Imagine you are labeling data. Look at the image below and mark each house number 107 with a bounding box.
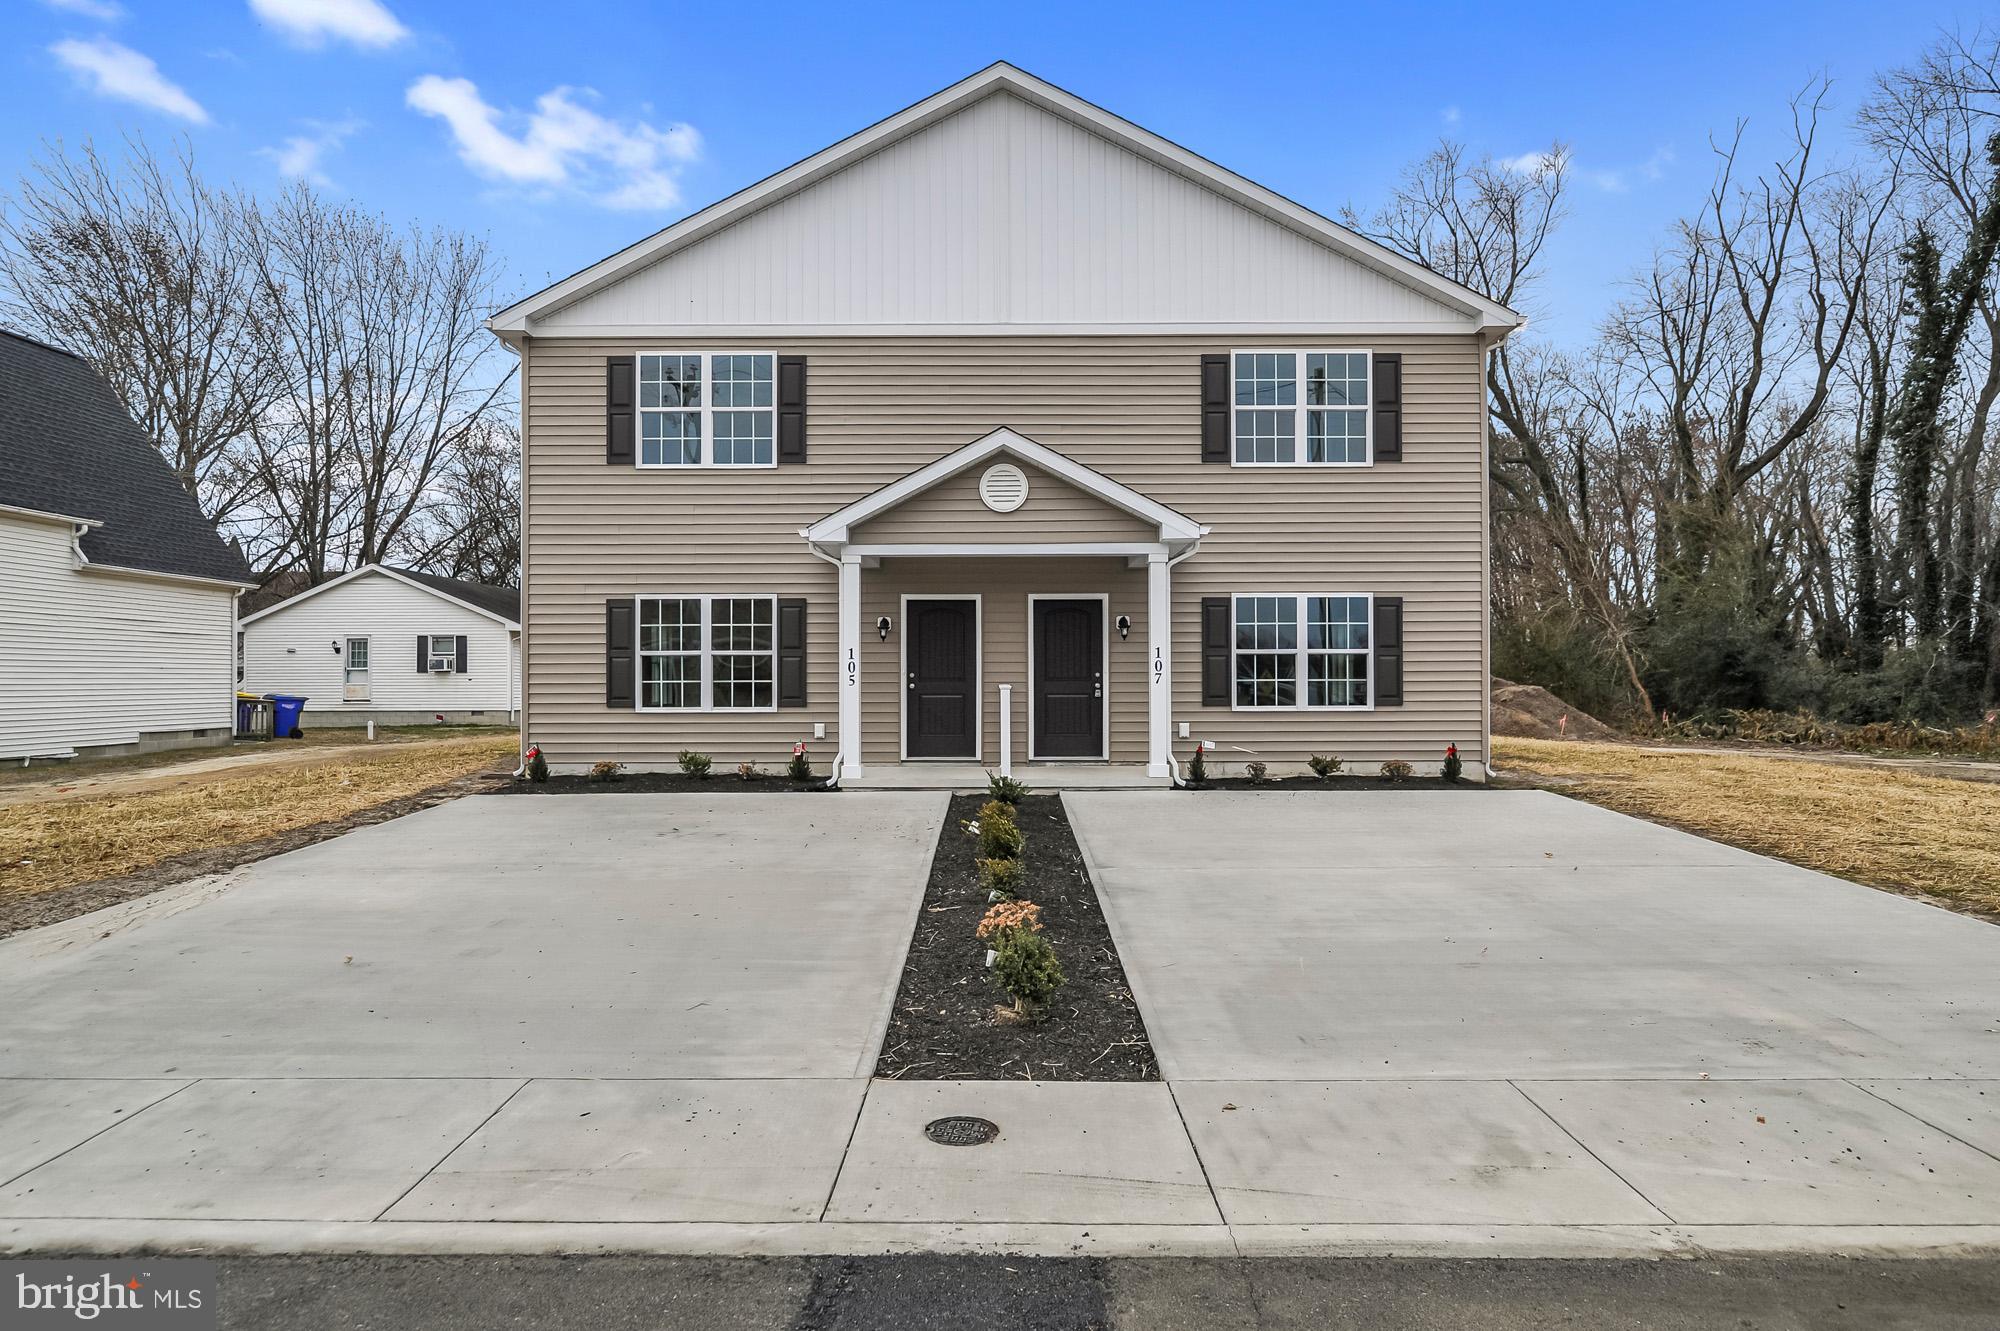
[1152,647,1164,684]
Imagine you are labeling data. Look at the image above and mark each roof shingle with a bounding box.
[0,329,253,584]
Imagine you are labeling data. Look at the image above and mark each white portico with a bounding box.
[802,428,1207,782]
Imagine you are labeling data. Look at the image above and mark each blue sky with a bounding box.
[5,0,1991,346]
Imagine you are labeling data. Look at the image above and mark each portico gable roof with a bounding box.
[801,428,1207,556]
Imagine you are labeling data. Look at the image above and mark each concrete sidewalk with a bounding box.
[9,1072,2000,1258]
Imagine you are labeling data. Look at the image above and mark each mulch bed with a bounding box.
[0,768,512,939]
[501,771,831,794]
[874,792,1157,1082]
[1183,776,1489,791]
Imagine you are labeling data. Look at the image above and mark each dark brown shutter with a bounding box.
[777,597,807,707]
[606,356,636,464]
[415,635,429,673]
[1200,596,1231,705]
[777,356,807,464]
[1200,354,1230,463]
[455,635,469,674]
[605,599,635,708]
[1373,596,1404,706]
[1372,352,1402,462]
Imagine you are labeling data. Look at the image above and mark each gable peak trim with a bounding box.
[488,63,1522,335]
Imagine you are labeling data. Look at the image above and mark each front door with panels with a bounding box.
[1032,598,1105,759]
[905,598,978,758]
[343,636,370,701]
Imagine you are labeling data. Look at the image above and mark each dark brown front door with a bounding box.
[1033,598,1104,759]
[906,599,977,758]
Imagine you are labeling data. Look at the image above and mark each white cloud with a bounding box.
[50,36,208,123]
[40,0,126,20]
[406,75,700,210]
[1440,105,1461,125]
[260,116,361,185]
[1498,150,1562,176]
[248,0,407,49]
[1641,146,1675,181]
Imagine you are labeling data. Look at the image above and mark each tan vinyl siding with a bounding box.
[521,333,1486,773]
[851,460,1157,544]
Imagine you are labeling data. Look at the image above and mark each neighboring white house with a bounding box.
[0,331,255,762]
[239,565,521,727]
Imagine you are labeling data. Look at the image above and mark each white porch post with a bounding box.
[1147,550,1173,779]
[838,553,863,779]
[997,684,1013,777]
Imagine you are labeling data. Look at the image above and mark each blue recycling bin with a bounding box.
[267,694,308,739]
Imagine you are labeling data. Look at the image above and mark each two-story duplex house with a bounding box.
[489,64,1521,783]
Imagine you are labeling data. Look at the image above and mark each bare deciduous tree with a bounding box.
[0,137,273,526]
[239,184,512,581]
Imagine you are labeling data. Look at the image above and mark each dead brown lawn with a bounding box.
[1494,737,2000,916]
[0,734,516,900]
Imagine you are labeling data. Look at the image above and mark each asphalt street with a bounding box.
[198,1254,2000,1330]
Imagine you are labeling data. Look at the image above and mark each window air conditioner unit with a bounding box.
[429,658,452,673]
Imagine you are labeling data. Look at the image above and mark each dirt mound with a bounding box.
[1492,680,1619,741]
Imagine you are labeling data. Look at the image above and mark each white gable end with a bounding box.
[537,90,1471,333]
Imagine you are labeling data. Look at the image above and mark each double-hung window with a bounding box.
[1233,593,1372,709]
[637,595,776,711]
[426,634,457,672]
[1232,350,1371,465]
[638,353,776,468]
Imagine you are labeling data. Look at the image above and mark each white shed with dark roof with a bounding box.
[0,329,255,761]
[238,565,521,727]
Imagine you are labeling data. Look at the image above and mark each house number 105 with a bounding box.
[846,649,857,685]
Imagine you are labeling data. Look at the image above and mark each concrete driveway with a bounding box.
[1067,789,2000,1240]
[0,793,943,1080]
[0,793,950,1238]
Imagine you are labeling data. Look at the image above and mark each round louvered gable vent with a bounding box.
[978,462,1030,513]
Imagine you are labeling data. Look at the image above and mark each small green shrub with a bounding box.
[677,749,713,779]
[990,929,1064,1018]
[978,856,1026,898]
[1188,743,1208,786]
[978,815,1025,862]
[986,772,1030,806]
[1245,760,1269,784]
[1442,744,1463,783]
[1380,759,1414,781]
[787,745,813,781]
[525,747,549,783]
[588,760,624,783]
[1307,753,1342,779]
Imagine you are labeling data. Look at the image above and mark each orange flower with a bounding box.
[976,899,1042,939]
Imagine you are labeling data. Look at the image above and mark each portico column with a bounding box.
[1147,550,1173,779]
[838,553,863,778]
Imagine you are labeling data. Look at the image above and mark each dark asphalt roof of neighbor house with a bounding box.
[390,567,521,624]
[0,328,252,584]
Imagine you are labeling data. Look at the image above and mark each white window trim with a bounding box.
[1229,592,1376,712]
[427,633,459,673]
[634,593,780,713]
[636,350,779,470]
[1228,347,1373,469]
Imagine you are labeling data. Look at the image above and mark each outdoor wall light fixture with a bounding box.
[877,616,892,640]
[330,640,341,654]
[1116,615,1131,640]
